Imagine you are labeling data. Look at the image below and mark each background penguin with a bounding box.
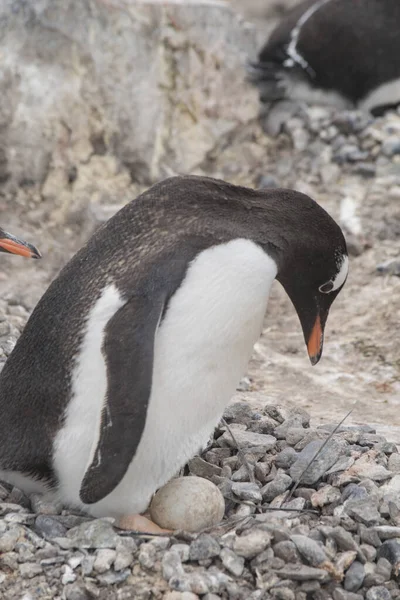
[249,0,400,116]
[0,175,348,533]
[0,227,41,258]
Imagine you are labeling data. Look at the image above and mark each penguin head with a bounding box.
[0,227,41,259]
[277,249,348,366]
[259,189,348,366]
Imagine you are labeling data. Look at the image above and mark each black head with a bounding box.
[255,188,348,365]
[0,227,41,259]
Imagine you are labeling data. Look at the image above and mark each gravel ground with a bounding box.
[1,402,400,599]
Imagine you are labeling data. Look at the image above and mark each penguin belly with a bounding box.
[53,239,278,517]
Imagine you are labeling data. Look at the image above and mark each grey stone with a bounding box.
[93,548,116,573]
[273,540,301,563]
[162,549,184,580]
[361,544,378,562]
[333,590,364,600]
[217,428,276,451]
[65,584,91,600]
[220,547,245,576]
[231,482,262,502]
[262,473,292,502]
[359,526,382,548]
[170,543,190,563]
[96,569,130,585]
[311,485,341,507]
[270,588,295,600]
[189,534,220,561]
[375,557,392,580]
[66,519,120,549]
[290,439,343,485]
[388,454,400,473]
[341,484,368,503]
[377,540,400,570]
[35,515,68,539]
[277,563,330,582]
[138,542,157,569]
[114,539,135,571]
[366,587,391,600]
[233,528,272,558]
[254,462,271,483]
[19,562,43,578]
[381,137,400,157]
[223,401,254,422]
[345,499,381,526]
[373,526,400,540]
[290,535,328,567]
[231,464,253,482]
[0,526,20,552]
[188,456,222,479]
[329,527,366,563]
[275,447,298,469]
[344,561,365,592]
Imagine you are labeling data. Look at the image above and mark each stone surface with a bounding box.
[189,534,221,561]
[290,439,344,485]
[0,0,258,187]
[150,476,225,532]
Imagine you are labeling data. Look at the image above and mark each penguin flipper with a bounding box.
[79,294,165,505]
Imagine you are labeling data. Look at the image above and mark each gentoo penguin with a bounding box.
[0,227,41,258]
[249,0,400,116]
[0,176,348,532]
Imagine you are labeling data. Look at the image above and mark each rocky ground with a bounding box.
[1,0,400,598]
[2,403,400,600]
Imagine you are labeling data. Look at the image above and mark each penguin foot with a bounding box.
[115,513,172,534]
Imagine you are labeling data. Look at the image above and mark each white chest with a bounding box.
[54,238,278,517]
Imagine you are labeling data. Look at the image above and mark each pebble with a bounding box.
[218,428,276,451]
[344,561,365,592]
[345,499,381,526]
[261,472,292,501]
[19,562,43,578]
[189,534,220,561]
[231,482,262,503]
[275,447,298,469]
[290,535,328,567]
[162,550,185,580]
[311,485,341,507]
[188,457,222,479]
[138,542,157,569]
[277,563,330,582]
[366,587,391,600]
[35,515,67,539]
[233,528,272,559]
[66,520,120,549]
[93,548,116,573]
[220,547,245,576]
[290,439,344,485]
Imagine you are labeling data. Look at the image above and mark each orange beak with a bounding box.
[0,230,41,259]
[307,314,323,365]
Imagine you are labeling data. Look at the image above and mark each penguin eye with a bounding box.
[319,280,334,294]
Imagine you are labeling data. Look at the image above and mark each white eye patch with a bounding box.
[319,254,349,294]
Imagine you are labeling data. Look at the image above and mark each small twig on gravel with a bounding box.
[261,506,319,515]
[221,418,256,484]
[285,402,358,503]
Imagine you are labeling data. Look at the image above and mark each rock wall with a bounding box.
[0,0,258,197]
